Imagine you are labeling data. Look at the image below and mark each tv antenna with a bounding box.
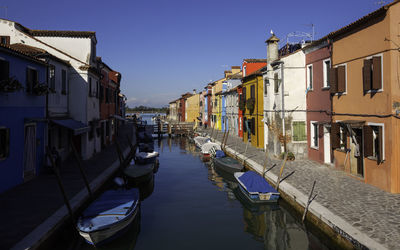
[375,0,388,6]
[0,6,7,18]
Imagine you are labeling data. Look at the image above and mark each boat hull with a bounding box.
[212,157,243,174]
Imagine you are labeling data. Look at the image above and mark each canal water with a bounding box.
[66,132,333,250]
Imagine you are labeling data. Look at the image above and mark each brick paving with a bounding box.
[203,128,400,250]
[0,123,136,250]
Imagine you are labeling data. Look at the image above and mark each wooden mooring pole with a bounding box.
[275,153,288,192]
[70,140,93,198]
[302,180,317,222]
[223,129,229,149]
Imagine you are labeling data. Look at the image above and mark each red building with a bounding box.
[178,92,192,122]
[242,59,267,77]
[98,58,121,148]
[304,41,332,164]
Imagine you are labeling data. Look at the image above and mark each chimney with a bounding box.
[231,66,241,75]
[193,89,196,95]
[265,32,280,64]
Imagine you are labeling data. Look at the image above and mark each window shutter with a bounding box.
[337,66,346,92]
[372,56,382,90]
[0,60,9,80]
[26,68,32,93]
[331,123,340,149]
[330,67,337,94]
[363,125,373,157]
[251,117,255,135]
[274,73,279,93]
[377,126,383,164]
[363,59,372,94]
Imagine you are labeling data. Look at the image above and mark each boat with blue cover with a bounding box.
[234,171,279,204]
[77,188,140,246]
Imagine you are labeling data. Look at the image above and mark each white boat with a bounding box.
[77,188,140,246]
[201,142,221,156]
[193,136,211,148]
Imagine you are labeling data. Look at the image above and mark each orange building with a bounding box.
[329,0,400,193]
[242,59,267,77]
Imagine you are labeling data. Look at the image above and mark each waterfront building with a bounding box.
[241,69,264,148]
[168,99,179,121]
[178,92,192,122]
[303,41,332,165]
[185,90,200,123]
[98,58,121,148]
[221,81,227,132]
[242,59,267,77]
[199,90,206,126]
[263,35,308,158]
[328,1,400,193]
[224,71,242,137]
[205,84,212,128]
[0,19,101,160]
[237,85,244,138]
[0,44,48,193]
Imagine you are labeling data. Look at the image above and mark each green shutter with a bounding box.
[293,121,306,141]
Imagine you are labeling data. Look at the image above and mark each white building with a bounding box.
[263,34,308,159]
[0,19,101,159]
[225,73,242,137]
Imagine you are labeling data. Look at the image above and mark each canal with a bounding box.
[63,131,333,250]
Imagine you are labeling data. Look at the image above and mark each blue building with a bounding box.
[221,81,227,132]
[0,44,48,193]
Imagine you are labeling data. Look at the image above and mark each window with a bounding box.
[307,64,313,90]
[323,59,331,88]
[243,66,246,77]
[61,69,67,95]
[330,65,346,94]
[100,85,104,101]
[331,122,347,150]
[105,88,110,103]
[0,127,10,160]
[250,85,255,99]
[49,65,55,91]
[292,121,306,141]
[310,121,319,148]
[264,78,269,95]
[26,68,38,94]
[0,60,9,81]
[363,55,382,93]
[364,124,383,164]
[0,36,10,46]
[274,73,279,94]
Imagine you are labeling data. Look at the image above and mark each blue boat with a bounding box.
[234,171,279,204]
[77,188,140,246]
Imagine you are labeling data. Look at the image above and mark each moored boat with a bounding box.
[193,136,210,148]
[234,171,279,204]
[201,142,221,157]
[77,188,140,246]
[123,163,154,186]
[135,151,159,164]
[212,150,244,174]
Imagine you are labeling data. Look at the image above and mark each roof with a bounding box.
[242,68,263,82]
[109,71,121,84]
[231,66,241,69]
[9,43,71,66]
[0,43,47,65]
[227,72,242,80]
[243,59,268,63]
[28,30,96,39]
[265,34,280,43]
[303,0,399,50]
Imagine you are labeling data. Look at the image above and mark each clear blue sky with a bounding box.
[0,0,387,107]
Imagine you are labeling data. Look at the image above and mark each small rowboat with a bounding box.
[193,136,210,148]
[234,171,279,204]
[135,151,159,164]
[213,155,244,174]
[201,142,221,157]
[123,163,154,186]
[77,188,140,246]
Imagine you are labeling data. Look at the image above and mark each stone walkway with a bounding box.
[0,123,136,250]
[204,128,400,250]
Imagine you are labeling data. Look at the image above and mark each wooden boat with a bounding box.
[212,151,244,174]
[193,136,210,148]
[77,188,140,246]
[234,171,279,204]
[123,163,154,186]
[135,151,159,164]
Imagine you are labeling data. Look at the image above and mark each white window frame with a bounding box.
[365,53,384,93]
[307,64,313,90]
[334,63,347,95]
[366,122,385,161]
[310,121,319,149]
[323,59,331,88]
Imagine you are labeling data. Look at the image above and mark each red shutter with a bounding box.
[337,66,346,92]
[363,59,372,94]
[377,126,383,164]
[363,125,373,157]
[330,67,337,94]
[372,56,382,90]
[331,123,340,149]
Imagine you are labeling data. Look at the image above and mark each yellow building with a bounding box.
[185,93,200,123]
[242,71,264,148]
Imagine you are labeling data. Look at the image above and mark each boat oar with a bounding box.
[302,180,317,222]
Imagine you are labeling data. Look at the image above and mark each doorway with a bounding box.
[349,128,364,177]
[24,124,36,181]
[323,125,332,164]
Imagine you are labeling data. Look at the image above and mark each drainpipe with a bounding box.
[280,62,286,152]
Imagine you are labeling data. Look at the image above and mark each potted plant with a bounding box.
[33,83,51,96]
[0,77,24,93]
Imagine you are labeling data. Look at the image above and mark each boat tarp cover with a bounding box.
[82,189,139,218]
[215,150,225,158]
[238,171,277,193]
